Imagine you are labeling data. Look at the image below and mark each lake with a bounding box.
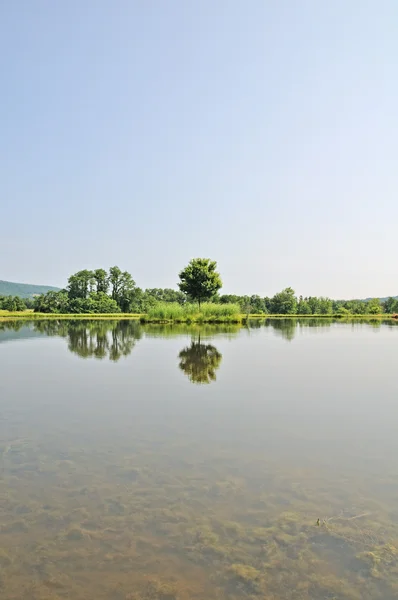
[0,318,398,599]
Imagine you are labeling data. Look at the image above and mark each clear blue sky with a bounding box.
[1,1,397,298]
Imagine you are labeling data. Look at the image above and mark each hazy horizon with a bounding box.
[1,1,397,298]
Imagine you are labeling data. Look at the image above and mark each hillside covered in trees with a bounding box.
[0,280,60,299]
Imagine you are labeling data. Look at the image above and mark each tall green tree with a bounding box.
[383,297,398,314]
[108,266,137,311]
[270,287,297,314]
[67,270,94,300]
[318,297,333,315]
[297,296,311,314]
[109,266,123,301]
[178,258,222,308]
[366,298,383,314]
[93,268,109,294]
[34,290,69,313]
[119,272,136,311]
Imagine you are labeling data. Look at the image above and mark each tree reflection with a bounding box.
[33,319,142,361]
[266,318,297,341]
[178,336,222,384]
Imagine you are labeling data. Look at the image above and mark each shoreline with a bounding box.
[1,311,396,323]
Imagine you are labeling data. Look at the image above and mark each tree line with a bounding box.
[0,295,34,311]
[218,289,398,315]
[2,258,398,315]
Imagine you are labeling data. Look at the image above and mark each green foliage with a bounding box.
[33,290,69,313]
[143,302,241,323]
[109,266,136,311]
[297,296,311,315]
[383,297,398,313]
[178,258,222,307]
[23,297,35,309]
[9,261,397,318]
[145,288,186,305]
[68,292,120,314]
[367,297,383,314]
[0,295,27,311]
[93,268,109,294]
[220,294,269,314]
[34,267,136,314]
[67,269,95,300]
[270,287,297,314]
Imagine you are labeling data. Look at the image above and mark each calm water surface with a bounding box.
[0,319,397,599]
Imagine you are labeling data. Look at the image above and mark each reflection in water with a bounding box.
[266,318,298,341]
[34,319,143,362]
[178,336,222,384]
[143,322,240,339]
[1,317,397,349]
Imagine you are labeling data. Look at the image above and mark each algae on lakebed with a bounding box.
[1,431,398,600]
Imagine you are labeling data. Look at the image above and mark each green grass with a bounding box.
[244,313,396,320]
[141,302,242,323]
[1,308,396,323]
[0,310,141,321]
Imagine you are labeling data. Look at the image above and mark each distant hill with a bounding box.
[0,280,60,299]
[364,296,398,302]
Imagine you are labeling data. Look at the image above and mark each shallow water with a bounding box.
[0,318,398,599]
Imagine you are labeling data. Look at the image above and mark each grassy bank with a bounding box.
[1,308,396,323]
[0,310,141,321]
[140,302,242,323]
[244,313,397,320]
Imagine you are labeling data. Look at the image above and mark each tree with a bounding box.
[366,298,383,314]
[24,298,35,309]
[249,295,267,313]
[118,271,137,311]
[178,258,222,308]
[318,297,333,315]
[93,269,109,294]
[69,292,120,314]
[307,296,320,314]
[109,266,123,302]
[343,300,367,315]
[383,297,398,314]
[125,287,156,313]
[270,287,297,314]
[108,266,137,311]
[34,290,69,313]
[145,288,186,305]
[67,270,94,300]
[297,296,311,315]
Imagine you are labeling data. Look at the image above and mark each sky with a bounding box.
[1,1,397,299]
